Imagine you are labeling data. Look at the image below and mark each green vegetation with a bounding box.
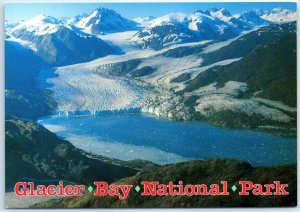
[180,26,296,135]
[201,22,296,66]
[192,110,296,137]
[5,90,56,121]
[135,25,199,50]
[161,44,206,58]
[32,159,296,208]
[129,66,156,77]
[94,59,141,76]
[160,23,295,62]
[171,73,192,83]
[5,41,56,120]
[5,40,156,192]
[5,41,49,91]
[5,22,297,209]
[5,119,146,189]
[184,33,296,107]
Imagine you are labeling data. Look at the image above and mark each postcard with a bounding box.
[4,1,297,208]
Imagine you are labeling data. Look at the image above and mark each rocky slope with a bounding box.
[5,118,159,189]
[134,22,296,136]
[32,159,296,208]
[5,40,55,120]
[181,28,296,135]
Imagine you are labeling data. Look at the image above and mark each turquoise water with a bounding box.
[38,112,297,167]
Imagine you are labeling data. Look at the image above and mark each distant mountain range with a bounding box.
[132,8,271,50]
[5,7,296,64]
[255,7,297,23]
[131,7,295,50]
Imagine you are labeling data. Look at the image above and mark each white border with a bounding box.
[0,1,299,211]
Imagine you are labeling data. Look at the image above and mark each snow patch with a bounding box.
[190,81,247,97]
[261,8,297,23]
[252,97,296,113]
[11,14,62,36]
[195,94,292,123]
[192,81,294,123]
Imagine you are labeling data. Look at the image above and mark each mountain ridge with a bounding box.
[8,14,117,66]
[75,7,139,34]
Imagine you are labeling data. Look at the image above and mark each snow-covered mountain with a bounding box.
[5,7,296,57]
[132,8,270,50]
[258,7,297,23]
[9,14,63,36]
[75,7,138,34]
[8,14,115,65]
[132,13,200,50]
[5,20,22,32]
[66,14,88,25]
[235,11,270,27]
[133,16,156,27]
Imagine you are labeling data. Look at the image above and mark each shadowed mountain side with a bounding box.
[32,159,296,208]
[5,119,158,189]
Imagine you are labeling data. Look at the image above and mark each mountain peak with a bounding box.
[76,7,138,34]
[133,16,156,27]
[258,7,297,23]
[30,14,60,24]
[218,8,232,16]
[239,10,261,18]
[272,7,284,12]
[10,14,62,36]
[91,7,121,18]
[67,14,88,25]
[210,7,219,12]
[195,8,232,17]
[148,13,188,28]
[95,7,115,12]
[237,10,270,27]
[270,7,295,15]
[194,9,211,16]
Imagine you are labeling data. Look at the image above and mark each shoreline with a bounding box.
[37,112,297,168]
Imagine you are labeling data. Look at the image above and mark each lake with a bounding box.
[38,112,296,167]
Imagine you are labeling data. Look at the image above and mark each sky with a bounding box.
[5,2,297,23]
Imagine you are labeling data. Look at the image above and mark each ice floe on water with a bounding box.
[38,113,296,167]
[63,134,191,165]
[41,124,67,133]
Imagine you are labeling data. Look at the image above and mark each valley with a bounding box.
[4,4,297,208]
[32,21,296,136]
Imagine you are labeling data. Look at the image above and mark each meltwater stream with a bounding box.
[38,112,296,167]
